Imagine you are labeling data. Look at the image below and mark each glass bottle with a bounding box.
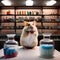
[4,34,18,58]
[40,33,54,58]
[7,10,10,15]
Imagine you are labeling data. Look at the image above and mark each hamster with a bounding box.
[20,21,38,49]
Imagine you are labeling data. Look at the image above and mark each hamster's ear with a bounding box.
[24,21,28,26]
[33,20,37,26]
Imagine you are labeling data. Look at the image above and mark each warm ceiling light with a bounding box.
[26,0,34,6]
[1,0,11,6]
[46,0,56,6]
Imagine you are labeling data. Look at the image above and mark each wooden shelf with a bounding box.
[37,28,60,30]
[15,14,60,16]
[0,14,15,16]
[42,14,60,16]
[0,6,60,34]
[1,21,15,23]
[2,29,15,30]
[15,14,42,16]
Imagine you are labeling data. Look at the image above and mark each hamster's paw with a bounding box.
[20,40,24,46]
[34,41,38,46]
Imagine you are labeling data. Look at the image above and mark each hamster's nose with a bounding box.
[28,24,30,26]
[30,26,33,29]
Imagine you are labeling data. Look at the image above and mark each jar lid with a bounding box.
[43,33,51,37]
[7,34,16,38]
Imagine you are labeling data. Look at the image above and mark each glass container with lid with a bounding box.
[4,34,18,58]
[40,33,54,58]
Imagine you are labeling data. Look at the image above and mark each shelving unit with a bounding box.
[0,7,15,34]
[0,6,60,35]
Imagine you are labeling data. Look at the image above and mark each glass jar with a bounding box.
[4,34,18,58]
[40,33,54,58]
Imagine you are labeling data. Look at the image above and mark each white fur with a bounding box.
[20,22,38,47]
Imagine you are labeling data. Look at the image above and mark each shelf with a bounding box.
[42,28,60,30]
[16,28,23,29]
[16,20,24,22]
[16,21,23,23]
[36,18,60,23]
[1,22,15,23]
[42,21,60,23]
[0,30,15,34]
[0,6,60,35]
[0,14,15,16]
[15,14,43,16]
[15,14,60,16]
[42,19,60,23]
[1,14,60,16]
[2,29,15,30]
[43,14,60,16]
[16,30,22,34]
[1,23,14,26]
[37,28,60,30]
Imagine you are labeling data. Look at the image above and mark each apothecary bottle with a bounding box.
[40,33,54,58]
[4,34,18,58]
